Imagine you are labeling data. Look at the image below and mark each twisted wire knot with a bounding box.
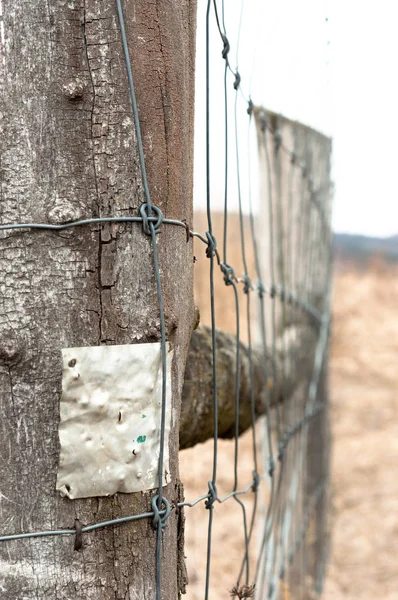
[233,71,241,90]
[247,98,254,116]
[221,34,230,59]
[205,231,217,258]
[242,274,252,294]
[151,495,171,530]
[257,280,265,299]
[140,203,163,235]
[269,283,277,299]
[205,480,218,509]
[220,262,235,286]
[268,457,275,478]
[252,470,261,493]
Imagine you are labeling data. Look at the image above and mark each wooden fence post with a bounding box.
[0,1,196,597]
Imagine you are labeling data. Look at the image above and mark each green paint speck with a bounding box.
[137,435,147,443]
[142,414,147,419]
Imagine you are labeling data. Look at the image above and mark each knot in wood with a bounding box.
[47,202,82,225]
[0,329,23,364]
[62,79,84,100]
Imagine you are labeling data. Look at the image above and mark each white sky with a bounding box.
[193,0,398,238]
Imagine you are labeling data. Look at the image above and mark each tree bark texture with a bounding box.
[180,324,317,449]
[0,1,196,598]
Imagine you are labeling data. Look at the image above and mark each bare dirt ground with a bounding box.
[180,212,398,598]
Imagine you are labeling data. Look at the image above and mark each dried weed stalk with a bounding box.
[229,583,256,599]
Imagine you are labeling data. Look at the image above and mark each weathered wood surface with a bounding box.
[254,108,333,336]
[0,1,196,598]
[254,108,333,598]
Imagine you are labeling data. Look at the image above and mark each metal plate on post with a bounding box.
[56,343,172,499]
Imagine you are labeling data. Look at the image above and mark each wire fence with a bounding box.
[185,0,333,596]
[0,0,332,599]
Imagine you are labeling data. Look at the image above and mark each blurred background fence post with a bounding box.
[253,108,333,598]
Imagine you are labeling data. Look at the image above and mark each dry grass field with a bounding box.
[180,213,398,599]
[323,259,398,600]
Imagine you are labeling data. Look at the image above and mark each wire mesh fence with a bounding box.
[185,104,332,598]
[185,0,333,596]
[0,0,332,599]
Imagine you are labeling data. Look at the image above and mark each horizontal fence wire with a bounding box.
[0,0,333,599]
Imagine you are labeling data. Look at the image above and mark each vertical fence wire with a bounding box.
[204,2,220,598]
